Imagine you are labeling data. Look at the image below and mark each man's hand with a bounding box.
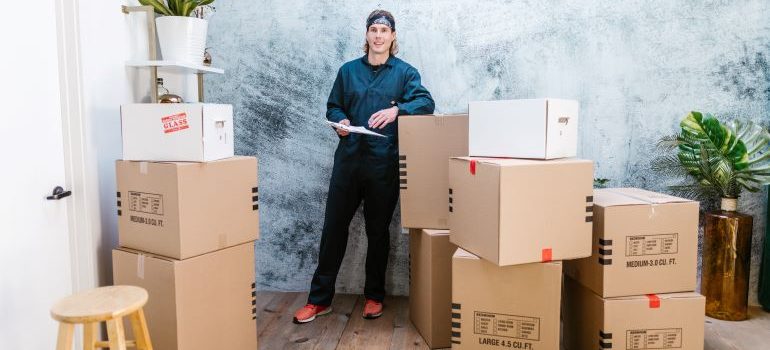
[368,106,399,129]
[334,119,351,136]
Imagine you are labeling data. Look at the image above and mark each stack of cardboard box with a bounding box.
[448,98,593,350]
[399,113,468,349]
[563,187,706,350]
[112,103,259,350]
[399,99,706,350]
[400,98,593,349]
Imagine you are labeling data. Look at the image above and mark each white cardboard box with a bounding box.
[468,98,578,159]
[121,103,234,162]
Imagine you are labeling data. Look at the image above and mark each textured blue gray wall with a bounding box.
[206,1,770,304]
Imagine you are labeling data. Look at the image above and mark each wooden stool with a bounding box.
[50,285,152,350]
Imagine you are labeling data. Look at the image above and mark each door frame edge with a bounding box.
[55,0,100,295]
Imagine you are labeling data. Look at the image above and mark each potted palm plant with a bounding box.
[139,0,215,64]
[654,111,770,320]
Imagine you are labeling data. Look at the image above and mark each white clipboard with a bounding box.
[325,120,387,138]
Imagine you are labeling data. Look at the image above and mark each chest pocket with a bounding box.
[342,91,359,111]
[371,88,399,111]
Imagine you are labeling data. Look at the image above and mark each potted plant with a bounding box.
[593,178,610,188]
[654,111,770,320]
[139,0,215,64]
[761,190,770,311]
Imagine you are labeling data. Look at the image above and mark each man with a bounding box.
[294,9,435,324]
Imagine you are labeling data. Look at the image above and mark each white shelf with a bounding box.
[126,60,224,74]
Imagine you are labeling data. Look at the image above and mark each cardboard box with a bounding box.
[409,229,457,349]
[451,248,561,350]
[116,156,259,259]
[563,276,705,350]
[399,114,469,229]
[112,242,257,350]
[564,188,699,297]
[121,103,234,162]
[468,98,578,159]
[448,157,593,266]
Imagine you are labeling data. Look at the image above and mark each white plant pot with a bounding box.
[155,16,208,64]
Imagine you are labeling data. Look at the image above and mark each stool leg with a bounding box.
[129,308,153,350]
[83,322,98,350]
[56,323,75,350]
[106,318,127,350]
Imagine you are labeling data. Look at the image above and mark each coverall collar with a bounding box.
[361,54,394,68]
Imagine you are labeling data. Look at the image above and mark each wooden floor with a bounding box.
[256,292,770,350]
[705,307,770,350]
[255,292,438,350]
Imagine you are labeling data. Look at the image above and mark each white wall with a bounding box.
[1,0,205,345]
[76,0,156,284]
[77,0,206,284]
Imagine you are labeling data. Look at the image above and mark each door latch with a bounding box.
[46,186,72,200]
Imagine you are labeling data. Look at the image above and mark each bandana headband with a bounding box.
[367,15,395,31]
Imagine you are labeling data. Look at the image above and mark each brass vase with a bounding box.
[701,197,753,321]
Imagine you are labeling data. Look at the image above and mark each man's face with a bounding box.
[366,24,395,55]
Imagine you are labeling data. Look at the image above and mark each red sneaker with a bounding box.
[362,299,383,319]
[293,304,332,324]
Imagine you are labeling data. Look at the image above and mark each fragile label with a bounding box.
[474,311,540,341]
[626,328,682,349]
[128,192,163,215]
[626,234,678,256]
[162,112,189,134]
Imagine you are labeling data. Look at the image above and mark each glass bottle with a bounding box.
[156,78,169,99]
[203,48,212,66]
[701,197,753,321]
[156,78,183,103]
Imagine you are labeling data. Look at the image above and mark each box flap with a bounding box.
[115,246,178,263]
[175,155,253,167]
[121,155,254,167]
[451,156,590,167]
[452,248,478,259]
[423,229,450,236]
[609,292,703,302]
[596,188,695,207]
[401,113,468,119]
[452,247,562,268]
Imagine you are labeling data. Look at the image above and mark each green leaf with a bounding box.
[138,0,173,15]
[168,0,180,15]
[181,1,197,17]
[747,135,768,156]
[671,111,758,198]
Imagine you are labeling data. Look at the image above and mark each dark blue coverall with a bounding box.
[308,55,435,306]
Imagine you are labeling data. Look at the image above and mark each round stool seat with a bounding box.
[51,285,148,323]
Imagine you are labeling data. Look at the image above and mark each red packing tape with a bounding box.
[470,160,477,175]
[541,248,552,262]
[646,294,660,308]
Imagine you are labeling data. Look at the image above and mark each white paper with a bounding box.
[326,120,387,138]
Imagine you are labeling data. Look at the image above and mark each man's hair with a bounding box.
[363,10,399,56]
